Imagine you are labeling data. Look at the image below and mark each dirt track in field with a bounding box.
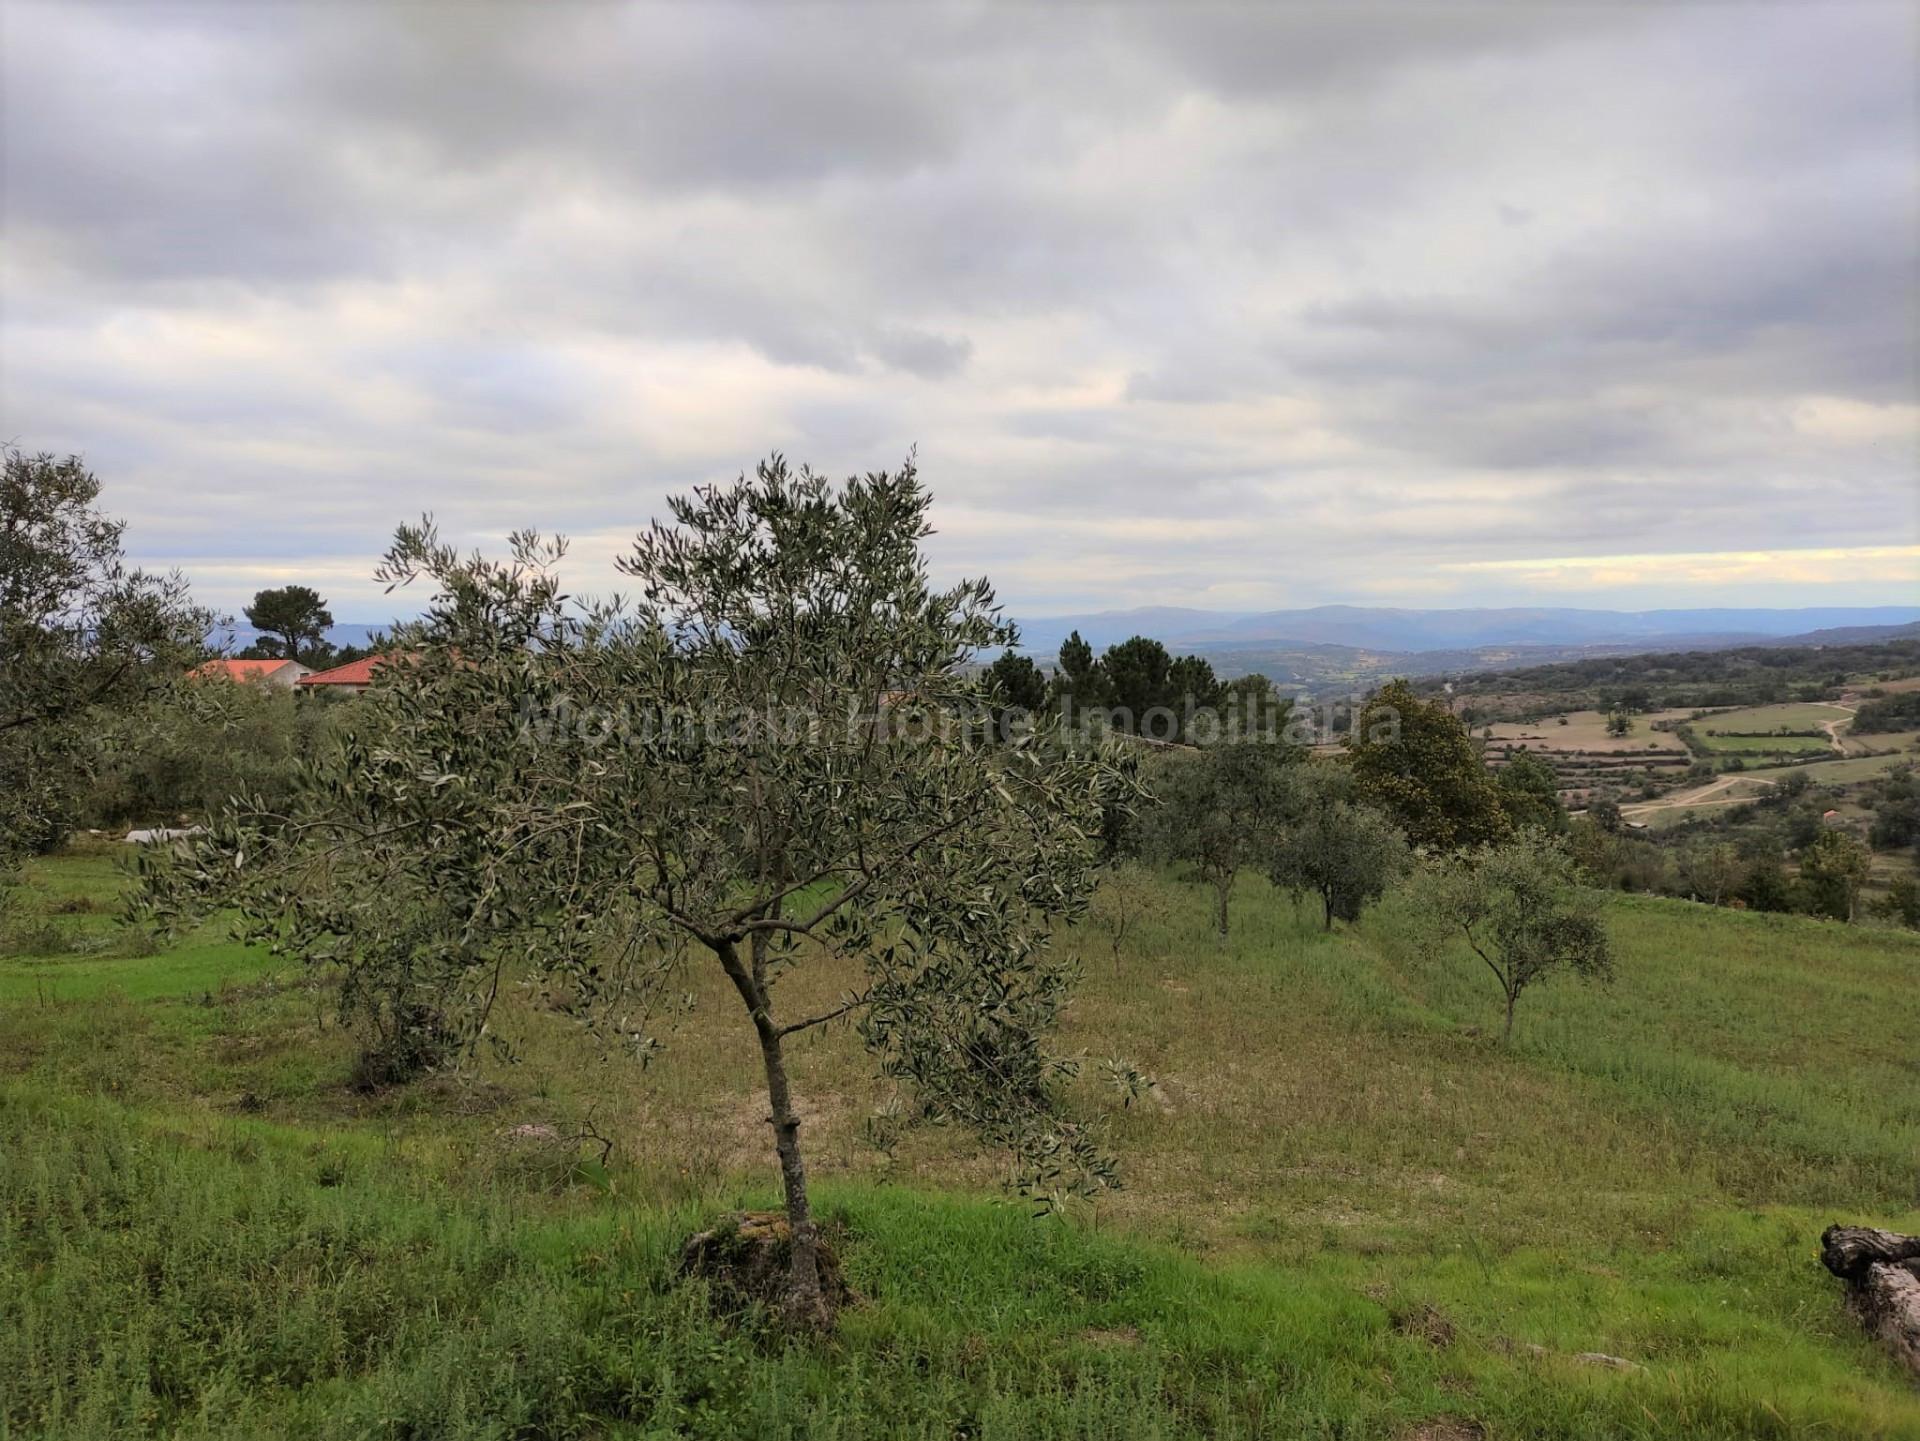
[1619,773,1776,819]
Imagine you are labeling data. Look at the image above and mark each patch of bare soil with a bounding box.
[1389,1302,1456,1348]
[716,1090,854,1172]
[1400,1421,1484,1441]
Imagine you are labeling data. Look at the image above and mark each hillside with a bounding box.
[1423,635,1920,715]
[5,843,1917,1438]
[1007,609,1920,694]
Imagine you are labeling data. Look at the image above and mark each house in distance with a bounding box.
[188,657,311,688]
[293,654,396,697]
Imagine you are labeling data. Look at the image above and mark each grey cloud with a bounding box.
[868,328,973,379]
[1119,2,1644,96]
[2,0,1914,616]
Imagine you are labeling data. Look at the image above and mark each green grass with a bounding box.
[0,933,278,1004]
[1697,703,1852,733]
[1704,736,1835,759]
[1746,750,1920,785]
[0,847,280,1003]
[4,842,1919,1438]
[1689,703,1849,759]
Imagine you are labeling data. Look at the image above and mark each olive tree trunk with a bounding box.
[716,938,831,1329]
[753,1016,829,1327]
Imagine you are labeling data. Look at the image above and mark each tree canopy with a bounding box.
[1102,636,1173,733]
[1494,750,1566,833]
[985,648,1048,728]
[243,585,335,664]
[1222,673,1293,744]
[1410,828,1613,1041]
[1049,629,1109,718]
[142,456,1136,1327]
[1,449,211,856]
[1267,765,1409,930]
[1348,679,1510,851]
[1142,739,1300,935]
[1800,829,1872,922]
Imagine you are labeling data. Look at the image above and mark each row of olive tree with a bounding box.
[1131,699,1609,1043]
[84,680,343,831]
[1140,740,1411,937]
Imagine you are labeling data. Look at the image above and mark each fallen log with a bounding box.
[1822,1226,1920,1277]
[1821,1224,1920,1378]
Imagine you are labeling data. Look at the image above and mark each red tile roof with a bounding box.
[295,655,395,688]
[189,658,298,682]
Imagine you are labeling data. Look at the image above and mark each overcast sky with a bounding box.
[4,1,1916,621]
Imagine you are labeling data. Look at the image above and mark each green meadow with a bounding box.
[4,841,1918,1439]
[1701,735,1833,758]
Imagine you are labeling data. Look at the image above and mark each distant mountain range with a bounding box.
[1002,606,1920,695]
[1010,605,1920,657]
[210,609,1920,695]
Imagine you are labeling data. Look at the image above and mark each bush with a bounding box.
[84,681,338,830]
[2,919,66,958]
[1871,874,1920,929]
[1851,691,1920,734]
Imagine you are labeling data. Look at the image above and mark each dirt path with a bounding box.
[1602,701,1856,821]
[1819,703,1856,755]
[1620,773,1774,818]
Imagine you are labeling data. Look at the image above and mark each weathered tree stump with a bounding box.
[1821,1224,1920,1378]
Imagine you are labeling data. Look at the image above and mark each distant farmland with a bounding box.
[1698,733,1832,756]
[1483,709,1692,798]
[1689,701,1850,761]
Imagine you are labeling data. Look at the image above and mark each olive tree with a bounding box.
[1143,739,1299,936]
[1800,828,1872,922]
[141,457,1133,1328]
[1409,828,1613,1042]
[1676,840,1746,908]
[1267,764,1408,930]
[2,449,212,857]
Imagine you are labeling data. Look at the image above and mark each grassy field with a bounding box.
[4,842,1919,1439]
[1485,710,1690,754]
[1686,703,1848,763]
[1704,736,1835,759]
[1694,703,1852,734]
[1628,781,1779,830]
[1836,729,1920,760]
[1743,748,1919,786]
